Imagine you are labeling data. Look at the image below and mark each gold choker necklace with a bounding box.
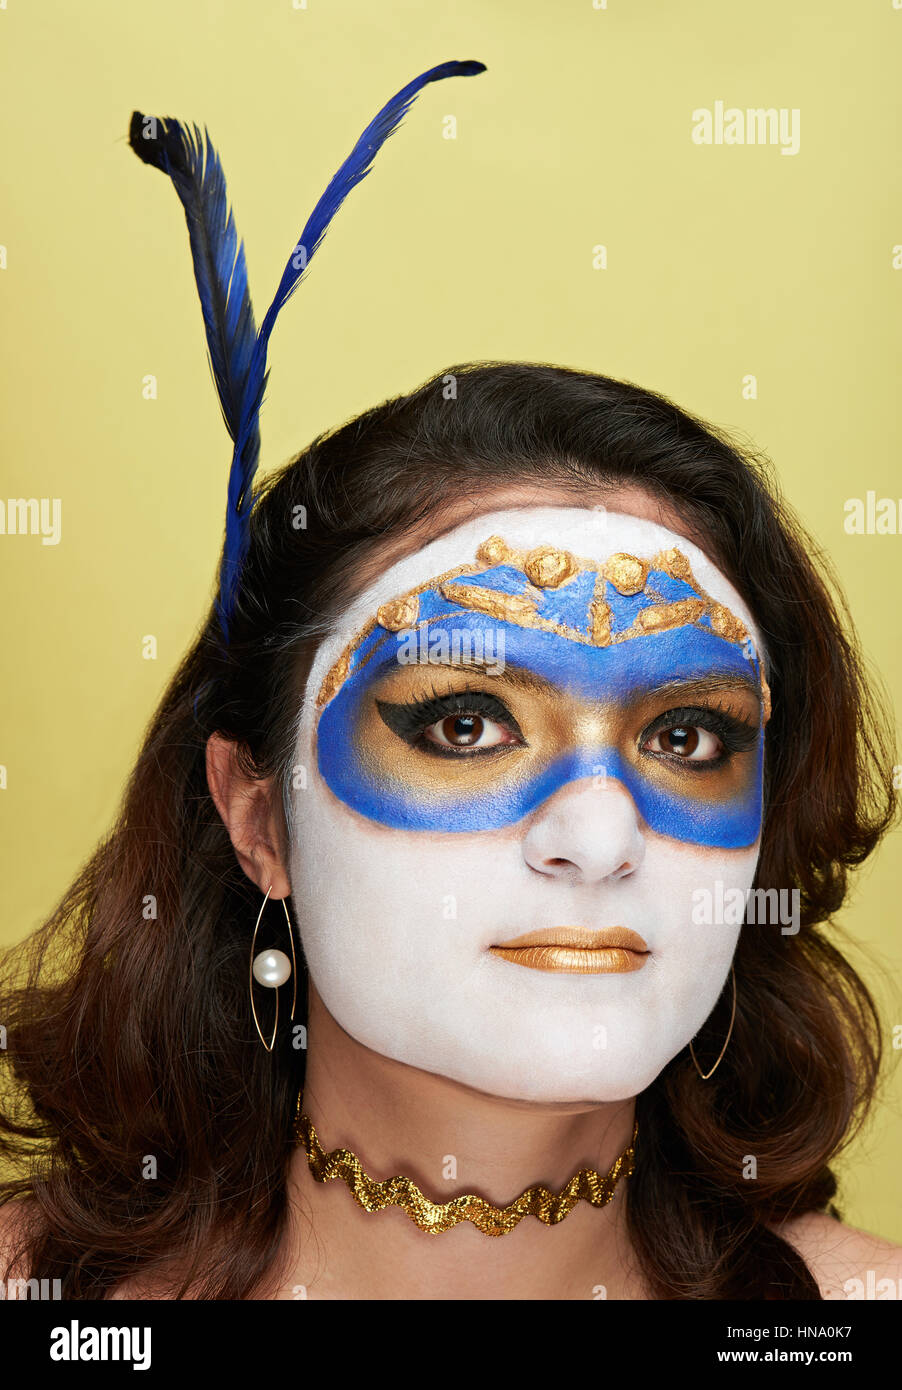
[293,1101,638,1236]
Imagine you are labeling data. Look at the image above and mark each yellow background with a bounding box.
[1,1,900,1243]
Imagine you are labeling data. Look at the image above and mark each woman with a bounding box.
[1,360,899,1299]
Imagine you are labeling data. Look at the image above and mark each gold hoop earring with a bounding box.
[249,885,297,1052]
[689,964,736,1080]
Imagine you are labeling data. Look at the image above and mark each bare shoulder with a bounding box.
[774,1211,902,1300]
[0,1196,40,1279]
[0,1198,184,1301]
[0,1200,36,1267]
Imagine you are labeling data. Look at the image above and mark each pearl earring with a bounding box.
[249,884,297,1052]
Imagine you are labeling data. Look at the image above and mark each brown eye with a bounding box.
[644,725,723,760]
[662,726,697,756]
[442,715,483,747]
[424,714,514,750]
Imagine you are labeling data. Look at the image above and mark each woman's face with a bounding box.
[287,504,768,1102]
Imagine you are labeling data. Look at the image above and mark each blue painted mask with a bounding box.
[313,536,769,849]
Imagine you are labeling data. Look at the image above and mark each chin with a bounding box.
[408,1043,679,1106]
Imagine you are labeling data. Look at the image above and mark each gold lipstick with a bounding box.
[489,926,649,974]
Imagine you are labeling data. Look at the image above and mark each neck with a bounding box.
[277,985,644,1300]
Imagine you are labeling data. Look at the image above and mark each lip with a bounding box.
[489,926,650,975]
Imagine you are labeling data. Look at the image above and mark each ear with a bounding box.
[205,732,292,900]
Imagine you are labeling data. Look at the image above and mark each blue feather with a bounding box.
[128,112,260,485]
[130,59,486,641]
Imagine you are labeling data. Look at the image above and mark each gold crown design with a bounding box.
[316,534,770,721]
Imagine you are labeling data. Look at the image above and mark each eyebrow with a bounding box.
[411,660,763,708]
[641,674,763,707]
[405,658,557,697]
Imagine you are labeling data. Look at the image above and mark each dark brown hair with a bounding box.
[0,362,896,1298]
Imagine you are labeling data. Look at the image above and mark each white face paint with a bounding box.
[287,507,768,1102]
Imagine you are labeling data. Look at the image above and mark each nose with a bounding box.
[522,775,646,883]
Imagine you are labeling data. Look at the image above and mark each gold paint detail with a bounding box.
[523,545,580,588]
[603,552,649,595]
[376,594,420,631]
[294,1100,638,1237]
[316,650,352,709]
[652,547,695,585]
[590,601,612,647]
[475,534,522,568]
[438,582,538,625]
[707,602,748,646]
[633,598,706,634]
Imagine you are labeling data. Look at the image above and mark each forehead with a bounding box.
[301,507,765,707]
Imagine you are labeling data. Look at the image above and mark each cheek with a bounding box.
[642,834,761,916]
[634,834,758,1022]
[286,777,530,1080]
[289,774,513,950]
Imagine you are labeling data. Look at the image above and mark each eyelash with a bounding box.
[375,685,760,766]
[375,684,524,758]
[639,704,760,769]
